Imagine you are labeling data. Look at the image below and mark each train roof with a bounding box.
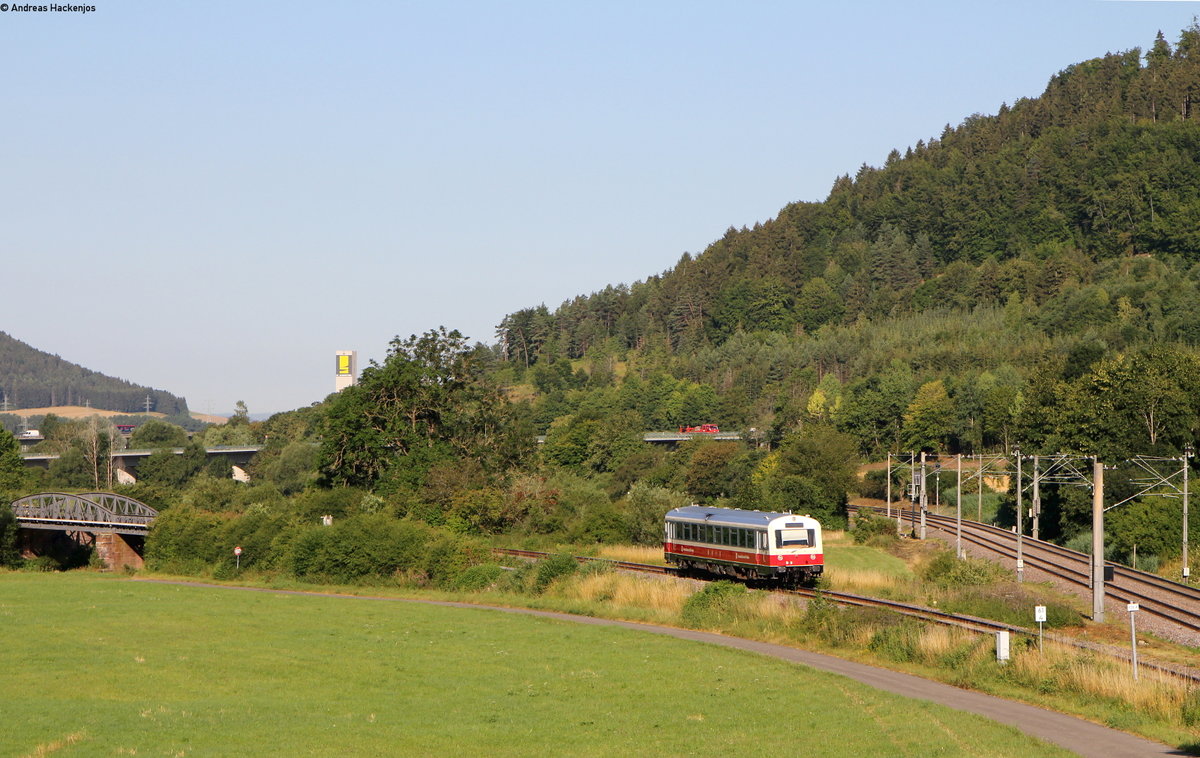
[664,505,816,527]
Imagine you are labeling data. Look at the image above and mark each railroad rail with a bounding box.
[852,505,1200,639]
[492,547,1200,683]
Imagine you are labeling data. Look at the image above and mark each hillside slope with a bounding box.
[489,27,1200,471]
[0,331,188,415]
[497,27,1200,362]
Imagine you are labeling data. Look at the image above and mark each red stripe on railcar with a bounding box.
[664,542,823,567]
[664,542,769,566]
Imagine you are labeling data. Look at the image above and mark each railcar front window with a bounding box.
[776,528,812,547]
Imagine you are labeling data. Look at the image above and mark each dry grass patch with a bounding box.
[915,625,978,661]
[1013,642,1188,721]
[594,545,665,565]
[565,572,690,613]
[822,529,849,546]
[23,732,86,757]
[825,566,912,595]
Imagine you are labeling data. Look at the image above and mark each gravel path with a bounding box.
[136,578,1184,758]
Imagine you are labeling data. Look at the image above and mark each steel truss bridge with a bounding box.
[10,492,158,535]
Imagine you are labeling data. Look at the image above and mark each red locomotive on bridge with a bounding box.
[678,424,720,434]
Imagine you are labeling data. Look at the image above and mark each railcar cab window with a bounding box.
[775,526,815,548]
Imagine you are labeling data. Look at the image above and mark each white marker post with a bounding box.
[1034,605,1047,652]
[234,545,242,570]
[1127,603,1140,681]
[995,630,1010,665]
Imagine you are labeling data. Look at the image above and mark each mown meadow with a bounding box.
[0,572,1078,758]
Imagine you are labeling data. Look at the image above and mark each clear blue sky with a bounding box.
[2,0,1197,416]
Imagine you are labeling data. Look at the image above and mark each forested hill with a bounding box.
[492,26,1200,460]
[0,331,188,415]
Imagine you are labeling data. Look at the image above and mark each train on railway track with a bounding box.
[663,505,823,587]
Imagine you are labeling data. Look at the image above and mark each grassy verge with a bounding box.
[0,572,1073,758]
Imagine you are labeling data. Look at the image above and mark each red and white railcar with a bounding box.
[663,505,823,587]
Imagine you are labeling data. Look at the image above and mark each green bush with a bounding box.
[424,534,489,587]
[799,592,856,645]
[680,581,749,628]
[534,553,579,593]
[858,469,889,499]
[1182,688,1200,727]
[921,551,1006,587]
[940,586,1082,628]
[851,513,897,545]
[453,563,506,592]
[867,620,923,663]
[289,514,433,582]
[145,506,227,572]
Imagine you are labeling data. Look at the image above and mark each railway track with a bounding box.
[493,547,1200,683]
[852,505,1200,640]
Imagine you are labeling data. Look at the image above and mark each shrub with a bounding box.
[680,581,749,628]
[858,469,889,499]
[1183,688,1200,727]
[621,484,689,545]
[288,514,432,582]
[424,534,490,587]
[851,513,897,545]
[921,551,1006,587]
[570,504,628,544]
[534,554,579,593]
[868,620,923,663]
[453,563,506,592]
[941,586,1082,628]
[145,506,227,572]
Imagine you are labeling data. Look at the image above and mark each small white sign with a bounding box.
[1127,603,1139,613]
[234,546,243,556]
[1034,605,1047,623]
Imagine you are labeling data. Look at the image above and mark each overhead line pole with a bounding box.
[956,454,963,559]
[1015,446,1024,583]
[886,452,892,520]
[919,451,927,540]
[1032,455,1041,542]
[1093,459,1105,623]
[1185,445,1192,583]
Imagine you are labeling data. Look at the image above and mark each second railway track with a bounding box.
[852,504,1200,641]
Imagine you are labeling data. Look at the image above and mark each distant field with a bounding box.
[2,406,227,424]
[3,405,167,420]
[0,573,1072,757]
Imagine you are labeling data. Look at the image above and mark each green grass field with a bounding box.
[825,544,915,577]
[0,573,1073,757]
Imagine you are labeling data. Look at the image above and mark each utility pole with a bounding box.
[143,395,153,414]
[1185,444,1192,583]
[1093,459,1105,623]
[919,451,928,540]
[977,454,984,522]
[956,454,963,559]
[1032,455,1041,542]
[908,451,918,536]
[1015,446,1024,583]
[886,452,892,520]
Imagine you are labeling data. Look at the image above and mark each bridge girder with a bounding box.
[11,492,158,535]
